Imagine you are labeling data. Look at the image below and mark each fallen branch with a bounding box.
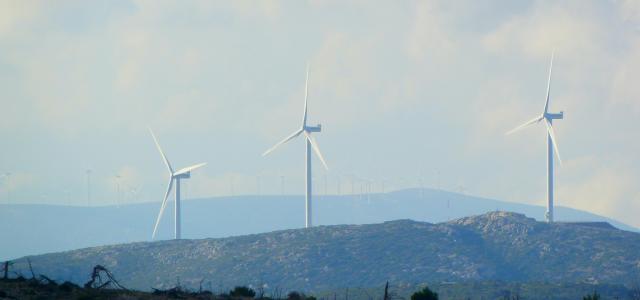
[84,265,127,290]
[39,275,56,285]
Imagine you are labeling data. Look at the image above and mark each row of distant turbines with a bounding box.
[149,53,563,240]
[0,168,443,205]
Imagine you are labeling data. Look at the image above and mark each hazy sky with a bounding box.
[1,1,639,227]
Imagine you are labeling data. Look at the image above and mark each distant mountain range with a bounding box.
[0,188,636,261]
[10,211,640,295]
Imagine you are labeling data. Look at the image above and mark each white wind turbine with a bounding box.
[263,65,329,228]
[149,129,206,239]
[507,52,564,223]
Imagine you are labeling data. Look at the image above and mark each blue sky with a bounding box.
[1,1,640,227]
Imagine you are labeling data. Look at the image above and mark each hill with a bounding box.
[1,188,636,261]
[10,211,640,295]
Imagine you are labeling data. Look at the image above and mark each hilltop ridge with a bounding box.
[11,211,640,293]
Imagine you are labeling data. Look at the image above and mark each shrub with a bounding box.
[287,291,304,300]
[287,291,315,300]
[58,281,79,292]
[230,286,256,298]
[411,286,438,300]
[583,291,600,300]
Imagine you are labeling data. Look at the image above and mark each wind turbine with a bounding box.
[85,169,91,207]
[280,175,285,196]
[263,65,329,228]
[149,129,206,239]
[507,52,563,223]
[3,172,10,204]
[114,174,121,207]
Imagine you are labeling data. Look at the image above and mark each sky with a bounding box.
[1,0,639,227]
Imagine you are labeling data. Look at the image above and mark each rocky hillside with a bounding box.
[3,188,635,262]
[11,212,640,293]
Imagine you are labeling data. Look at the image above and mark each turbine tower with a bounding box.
[263,65,329,228]
[507,52,563,223]
[149,129,206,239]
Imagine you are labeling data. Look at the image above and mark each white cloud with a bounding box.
[610,40,640,113]
[616,0,640,22]
[558,155,640,227]
[0,1,41,38]
[310,32,408,128]
[406,1,458,63]
[482,2,604,60]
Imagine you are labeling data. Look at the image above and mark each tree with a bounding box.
[230,286,256,298]
[384,281,389,300]
[583,291,600,300]
[2,261,11,279]
[286,291,315,300]
[411,286,438,300]
[630,282,640,300]
[287,291,305,300]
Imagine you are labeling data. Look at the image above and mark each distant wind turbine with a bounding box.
[256,175,261,196]
[128,184,142,203]
[323,175,328,196]
[280,175,285,196]
[507,51,564,223]
[149,128,206,239]
[3,172,10,204]
[263,64,329,228]
[85,169,91,207]
[114,174,121,207]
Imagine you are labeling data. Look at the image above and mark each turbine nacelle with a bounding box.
[544,111,563,120]
[304,124,322,133]
[173,172,191,179]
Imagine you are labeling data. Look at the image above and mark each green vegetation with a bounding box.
[313,281,635,300]
[411,286,438,300]
[286,291,316,300]
[583,291,600,300]
[230,286,256,298]
[1,273,638,300]
[0,277,321,300]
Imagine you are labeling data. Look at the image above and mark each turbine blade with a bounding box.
[174,162,207,176]
[262,128,303,156]
[302,63,310,127]
[152,177,174,239]
[542,51,555,114]
[545,119,562,164]
[304,131,329,170]
[149,128,173,173]
[506,115,543,135]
